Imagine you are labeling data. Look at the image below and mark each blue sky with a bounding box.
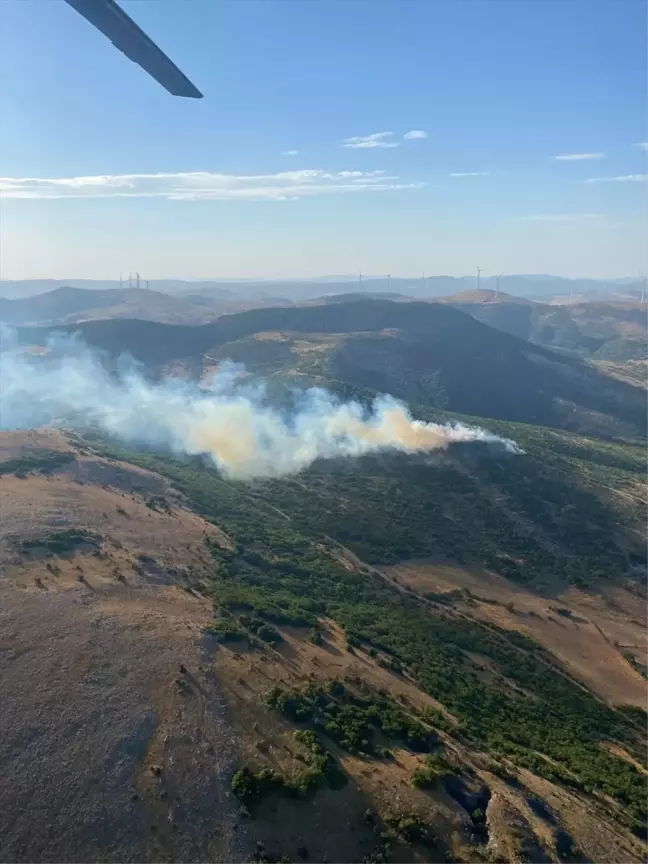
[0,0,646,280]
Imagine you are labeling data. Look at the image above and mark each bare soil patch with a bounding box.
[383,561,647,708]
[0,430,248,862]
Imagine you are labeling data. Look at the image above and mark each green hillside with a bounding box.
[24,299,647,439]
[86,430,648,837]
[444,294,647,361]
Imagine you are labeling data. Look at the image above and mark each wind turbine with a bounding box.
[476,267,482,292]
[495,274,502,299]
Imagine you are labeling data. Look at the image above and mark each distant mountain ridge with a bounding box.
[5,284,646,365]
[436,290,648,361]
[2,275,645,303]
[0,285,279,326]
[0,279,240,300]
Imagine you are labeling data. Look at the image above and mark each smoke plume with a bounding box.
[0,328,521,479]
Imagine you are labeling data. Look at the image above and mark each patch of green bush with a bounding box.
[19,528,99,556]
[0,449,75,476]
[231,766,286,803]
[411,754,452,789]
[387,812,433,844]
[308,628,323,645]
[267,681,435,758]
[203,618,247,642]
[293,729,347,790]
[231,731,347,808]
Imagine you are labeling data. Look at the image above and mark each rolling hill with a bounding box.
[437,290,648,362]
[0,286,284,327]
[2,295,647,862]
[0,425,645,863]
[19,299,647,439]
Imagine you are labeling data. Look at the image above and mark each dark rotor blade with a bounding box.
[63,0,203,98]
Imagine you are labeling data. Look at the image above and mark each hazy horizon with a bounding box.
[2,272,646,305]
[1,273,644,285]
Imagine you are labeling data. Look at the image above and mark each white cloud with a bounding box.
[449,171,490,178]
[404,130,427,140]
[584,174,647,183]
[555,152,605,161]
[338,170,389,179]
[342,132,400,149]
[282,150,299,156]
[0,169,423,201]
[516,213,602,222]
[634,142,648,151]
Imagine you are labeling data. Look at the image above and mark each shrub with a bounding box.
[411,754,451,789]
[292,730,348,790]
[308,628,323,646]
[19,528,99,556]
[327,679,345,698]
[203,619,247,642]
[231,767,284,803]
[257,625,283,644]
[392,814,429,843]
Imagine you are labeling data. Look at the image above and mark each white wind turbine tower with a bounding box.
[495,274,502,299]
[476,266,482,292]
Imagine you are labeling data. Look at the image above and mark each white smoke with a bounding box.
[0,327,522,479]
